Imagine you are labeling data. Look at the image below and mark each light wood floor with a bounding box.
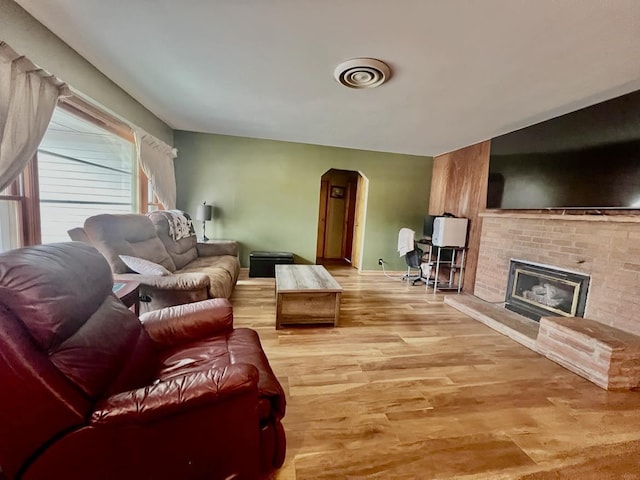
[230,266,640,480]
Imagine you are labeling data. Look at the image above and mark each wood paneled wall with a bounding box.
[428,141,490,292]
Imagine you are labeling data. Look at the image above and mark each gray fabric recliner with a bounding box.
[81,212,240,313]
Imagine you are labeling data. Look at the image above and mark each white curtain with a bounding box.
[0,42,68,191]
[135,129,178,210]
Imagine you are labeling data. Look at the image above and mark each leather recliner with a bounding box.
[0,242,286,480]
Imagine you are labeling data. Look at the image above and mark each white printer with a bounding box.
[432,217,468,247]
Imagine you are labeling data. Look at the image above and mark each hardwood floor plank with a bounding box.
[293,434,536,480]
[516,439,640,479]
[231,266,640,479]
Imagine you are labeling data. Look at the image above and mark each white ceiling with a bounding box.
[16,0,640,156]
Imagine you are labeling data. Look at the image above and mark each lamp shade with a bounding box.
[196,203,212,221]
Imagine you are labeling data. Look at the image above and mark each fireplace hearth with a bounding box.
[505,260,590,321]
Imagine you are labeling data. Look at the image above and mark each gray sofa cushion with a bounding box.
[148,211,198,270]
[84,214,176,274]
[176,256,240,299]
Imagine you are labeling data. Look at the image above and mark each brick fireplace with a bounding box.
[474,213,640,336]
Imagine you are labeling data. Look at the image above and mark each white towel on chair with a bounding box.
[397,228,415,257]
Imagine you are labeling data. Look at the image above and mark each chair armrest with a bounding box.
[114,272,210,291]
[197,241,238,257]
[90,364,258,426]
[140,298,233,346]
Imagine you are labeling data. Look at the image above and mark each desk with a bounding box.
[113,281,140,315]
[422,245,466,294]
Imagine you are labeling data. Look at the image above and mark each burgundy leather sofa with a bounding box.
[0,242,285,479]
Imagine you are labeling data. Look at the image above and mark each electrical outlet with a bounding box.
[378,258,384,265]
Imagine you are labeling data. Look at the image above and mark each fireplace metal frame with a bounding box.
[505,259,590,321]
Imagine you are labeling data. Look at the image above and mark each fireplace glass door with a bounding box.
[505,260,590,321]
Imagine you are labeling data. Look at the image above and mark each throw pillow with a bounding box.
[119,255,172,276]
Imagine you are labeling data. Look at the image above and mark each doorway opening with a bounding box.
[316,169,368,269]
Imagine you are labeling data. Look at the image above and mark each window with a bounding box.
[0,96,155,252]
[0,195,22,252]
[140,168,163,214]
[0,167,33,253]
[38,107,137,243]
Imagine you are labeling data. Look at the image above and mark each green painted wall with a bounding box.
[174,131,432,271]
[1,0,172,143]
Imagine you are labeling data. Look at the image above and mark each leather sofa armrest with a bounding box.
[90,364,258,426]
[139,298,234,346]
[197,241,238,257]
[114,272,210,291]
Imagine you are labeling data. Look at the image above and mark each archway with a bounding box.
[315,169,368,269]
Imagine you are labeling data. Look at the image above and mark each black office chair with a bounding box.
[402,243,428,285]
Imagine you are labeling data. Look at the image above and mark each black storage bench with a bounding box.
[249,251,294,278]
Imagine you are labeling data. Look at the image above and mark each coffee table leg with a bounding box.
[276,293,283,329]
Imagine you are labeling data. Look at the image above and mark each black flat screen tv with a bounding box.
[487,89,640,209]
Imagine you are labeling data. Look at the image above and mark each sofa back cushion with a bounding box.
[0,243,158,399]
[84,214,176,274]
[148,211,198,270]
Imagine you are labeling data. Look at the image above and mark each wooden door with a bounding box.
[351,174,367,270]
[316,179,330,263]
[342,178,358,261]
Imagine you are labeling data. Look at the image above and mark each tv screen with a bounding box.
[487,89,640,209]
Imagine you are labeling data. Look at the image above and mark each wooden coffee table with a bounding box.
[275,265,343,329]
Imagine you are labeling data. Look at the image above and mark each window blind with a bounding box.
[38,108,135,244]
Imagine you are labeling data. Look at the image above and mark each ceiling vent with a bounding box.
[334,58,391,89]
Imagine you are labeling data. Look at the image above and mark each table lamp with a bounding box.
[196,202,213,242]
